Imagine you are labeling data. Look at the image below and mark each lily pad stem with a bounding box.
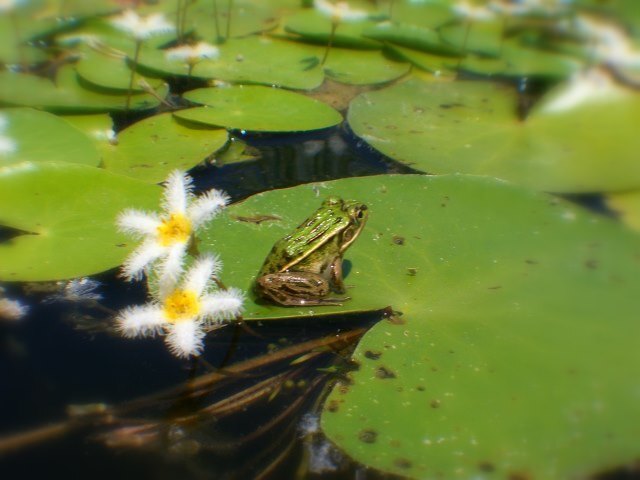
[456,20,472,71]
[321,21,338,66]
[176,0,184,41]
[225,0,233,41]
[10,11,26,67]
[125,39,143,112]
[212,0,221,43]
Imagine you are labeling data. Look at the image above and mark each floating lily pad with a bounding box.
[363,22,462,57]
[191,1,279,40]
[348,78,640,193]
[139,37,324,90]
[387,45,455,75]
[606,190,640,232]
[76,50,166,94]
[440,20,504,57]
[284,9,381,49]
[323,47,411,85]
[60,113,114,150]
[103,113,228,183]
[176,85,342,132]
[0,68,168,113]
[0,108,100,168]
[0,162,160,281]
[390,1,455,29]
[269,174,640,479]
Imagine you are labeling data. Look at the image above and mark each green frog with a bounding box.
[255,197,368,306]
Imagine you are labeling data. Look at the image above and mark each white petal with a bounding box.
[0,136,16,156]
[116,304,164,338]
[183,254,222,296]
[199,287,244,323]
[117,209,161,237]
[164,320,205,358]
[187,189,229,228]
[156,242,187,296]
[121,240,166,281]
[162,170,193,214]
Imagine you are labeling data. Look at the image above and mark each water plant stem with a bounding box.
[456,20,472,71]
[125,39,143,111]
[225,0,233,40]
[10,11,26,67]
[212,0,221,43]
[176,0,184,41]
[321,21,338,66]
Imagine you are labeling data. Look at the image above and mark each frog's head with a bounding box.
[340,200,368,252]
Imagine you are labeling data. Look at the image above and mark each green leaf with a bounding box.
[0,108,101,168]
[309,174,640,479]
[363,23,462,57]
[176,85,342,132]
[606,190,640,233]
[0,68,168,113]
[324,48,411,85]
[139,37,324,90]
[390,1,455,29]
[191,1,279,40]
[0,162,160,281]
[284,10,381,49]
[348,77,640,193]
[103,113,228,183]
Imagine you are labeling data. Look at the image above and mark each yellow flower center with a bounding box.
[163,289,200,322]
[157,213,192,246]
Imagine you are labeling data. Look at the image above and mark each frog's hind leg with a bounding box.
[328,258,347,294]
[256,273,348,306]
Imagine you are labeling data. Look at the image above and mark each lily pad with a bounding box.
[363,22,462,57]
[387,45,455,75]
[191,1,279,40]
[390,1,455,29]
[348,78,640,193]
[324,47,411,85]
[0,68,168,113]
[139,37,324,90]
[301,174,640,479]
[0,108,100,168]
[102,113,228,183]
[440,20,505,57]
[0,162,160,281]
[606,190,640,233]
[176,85,342,132]
[284,9,381,49]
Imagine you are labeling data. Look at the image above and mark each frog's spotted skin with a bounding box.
[255,197,368,306]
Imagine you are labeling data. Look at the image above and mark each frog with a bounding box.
[254,196,369,306]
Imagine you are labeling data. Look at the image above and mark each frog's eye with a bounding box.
[356,205,368,219]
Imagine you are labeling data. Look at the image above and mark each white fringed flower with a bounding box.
[540,69,623,113]
[0,114,16,156]
[110,10,175,40]
[115,256,244,358]
[452,0,496,21]
[314,0,369,23]
[117,170,229,292]
[0,0,27,13]
[573,15,640,69]
[165,42,220,65]
[0,297,28,321]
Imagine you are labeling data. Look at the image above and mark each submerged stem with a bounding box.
[321,21,338,66]
[225,0,233,41]
[125,40,143,112]
[212,0,221,43]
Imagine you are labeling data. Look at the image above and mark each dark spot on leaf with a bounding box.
[440,102,463,109]
[396,386,404,392]
[338,384,350,395]
[233,214,281,225]
[390,439,401,448]
[394,458,412,469]
[375,366,396,379]
[392,235,405,245]
[326,400,340,413]
[430,399,441,408]
[488,285,502,290]
[116,243,127,247]
[593,461,640,479]
[358,429,378,444]
[585,259,598,269]
[416,385,425,391]
[413,106,424,113]
[407,268,418,276]
[478,461,495,472]
[364,350,382,360]
[508,471,532,480]
[525,259,538,265]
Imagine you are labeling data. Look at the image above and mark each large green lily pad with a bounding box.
[363,22,462,57]
[348,77,640,193]
[324,47,411,85]
[176,85,342,132]
[0,108,101,168]
[0,68,168,113]
[276,174,640,479]
[606,190,640,233]
[102,112,228,183]
[139,37,324,90]
[284,9,381,49]
[0,162,160,281]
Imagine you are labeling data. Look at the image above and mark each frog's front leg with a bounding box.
[329,257,347,294]
[256,272,349,306]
